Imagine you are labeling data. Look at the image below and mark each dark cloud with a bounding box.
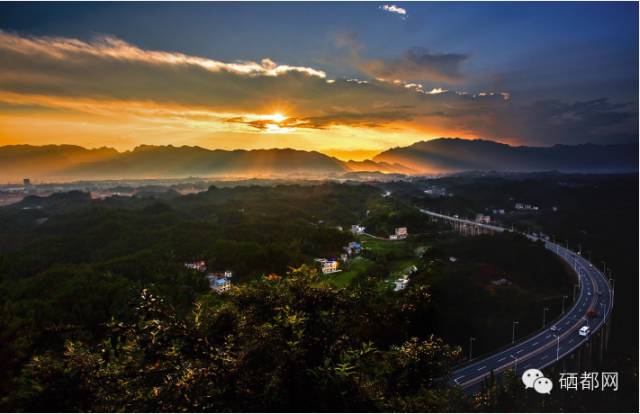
[470,98,638,145]
[359,47,469,83]
[0,31,634,146]
[333,33,469,84]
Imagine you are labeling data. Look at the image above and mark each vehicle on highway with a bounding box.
[579,326,590,336]
[550,325,559,332]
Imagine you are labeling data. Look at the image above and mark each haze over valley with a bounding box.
[2,138,637,182]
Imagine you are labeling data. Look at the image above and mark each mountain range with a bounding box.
[1,138,637,182]
[373,138,639,174]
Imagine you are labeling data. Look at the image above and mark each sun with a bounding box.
[271,113,286,123]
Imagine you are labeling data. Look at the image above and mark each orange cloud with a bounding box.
[0,30,516,152]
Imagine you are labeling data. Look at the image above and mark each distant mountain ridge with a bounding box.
[373,138,638,173]
[0,145,349,181]
[1,138,637,182]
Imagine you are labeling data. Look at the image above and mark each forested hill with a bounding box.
[0,145,349,181]
[374,138,638,173]
[3,138,637,181]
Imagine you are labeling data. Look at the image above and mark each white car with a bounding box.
[550,325,559,332]
[579,326,590,337]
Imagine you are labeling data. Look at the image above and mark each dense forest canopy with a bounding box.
[0,176,636,411]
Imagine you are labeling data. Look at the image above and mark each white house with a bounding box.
[314,258,341,274]
[394,275,409,292]
[185,260,207,272]
[395,227,408,239]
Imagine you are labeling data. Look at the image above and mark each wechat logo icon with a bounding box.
[522,368,553,394]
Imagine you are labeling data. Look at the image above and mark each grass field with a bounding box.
[389,258,419,276]
[320,256,376,288]
[320,235,430,289]
[358,234,408,254]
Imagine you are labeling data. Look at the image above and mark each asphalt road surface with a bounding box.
[419,209,613,391]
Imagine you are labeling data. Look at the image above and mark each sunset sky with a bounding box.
[0,2,637,160]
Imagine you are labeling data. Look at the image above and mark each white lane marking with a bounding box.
[454,376,465,384]
[532,341,538,346]
[477,365,487,371]
[516,349,524,354]
[545,334,552,339]
[498,357,506,362]
[568,339,574,343]
[541,355,549,360]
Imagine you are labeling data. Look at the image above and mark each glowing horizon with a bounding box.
[0,3,636,157]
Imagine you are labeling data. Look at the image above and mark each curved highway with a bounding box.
[419,209,614,391]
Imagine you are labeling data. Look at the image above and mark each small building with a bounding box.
[205,273,231,293]
[394,227,408,239]
[211,277,231,294]
[515,203,538,212]
[475,214,491,224]
[347,241,362,255]
[394,275,409,292]
[315,258,341,274]
[208,270,232,279]
[23,178,33,193]
[351,224,366,234]
[185,260,207,272]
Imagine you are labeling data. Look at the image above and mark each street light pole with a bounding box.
[512,321,519,344]
[601,261,607,275]
[542,307,549,328]
[609,278,615,303]
[510,354,518,374]
[553,334,560,361]
[469,337,475,360]
[562,295,568,314]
